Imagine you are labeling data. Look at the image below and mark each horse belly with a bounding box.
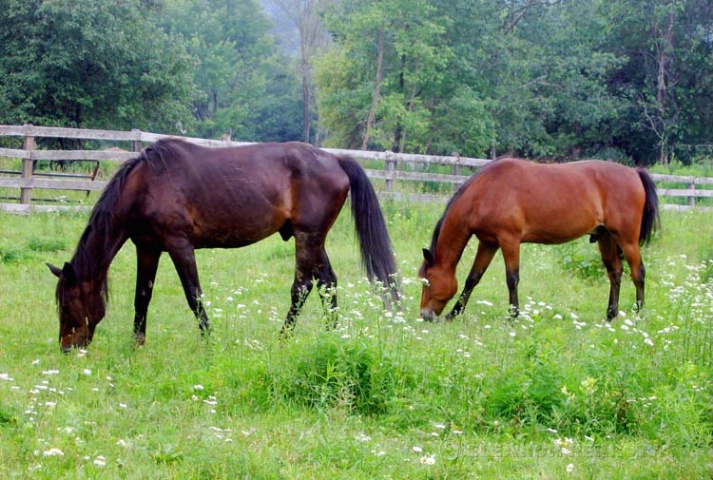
[521,226,594,245]
[191,208,288,248]
[520,194,601,245]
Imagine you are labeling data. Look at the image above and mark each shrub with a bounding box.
[272,334,410,416]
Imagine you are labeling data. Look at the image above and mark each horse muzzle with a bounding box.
[59,327,94,353]
[420,308,438,322]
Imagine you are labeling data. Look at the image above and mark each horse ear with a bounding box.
[422,248,435,266]
[47,263,63,278]
[47,262,77,282]
[61,262,77,283]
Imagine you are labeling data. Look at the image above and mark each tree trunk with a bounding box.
[301,58,311,142]
[273,0,330,144]
[362,27,385,151]
[655,11,675,165]
[391,54,406,153]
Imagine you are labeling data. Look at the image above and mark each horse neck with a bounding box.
[71,216,128,284]
[435,213,472,273]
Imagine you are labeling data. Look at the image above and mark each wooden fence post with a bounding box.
[19,124,35,204]
[452,152,461,176]
[131,129,142,153]
[385,150,395,192]
[688,180,695,207]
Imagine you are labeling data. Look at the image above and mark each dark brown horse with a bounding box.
[48,139,399,352]
[419,158,659,322]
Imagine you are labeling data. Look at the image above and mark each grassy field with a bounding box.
[0,202,711,479]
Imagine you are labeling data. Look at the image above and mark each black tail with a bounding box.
[337,156,400,301]
[637,168,660,245]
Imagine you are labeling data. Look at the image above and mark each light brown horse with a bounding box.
[48,139,399,352]
[419,158,659,322]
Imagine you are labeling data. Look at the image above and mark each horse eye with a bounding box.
[420,277,430,287]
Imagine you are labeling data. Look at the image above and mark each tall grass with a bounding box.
[0,204,711,479]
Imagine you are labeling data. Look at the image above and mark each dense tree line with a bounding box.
[0,0,710,165]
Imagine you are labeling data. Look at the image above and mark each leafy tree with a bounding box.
[1,0,709,163]
[315,0,711,163]
[0,0,193,133]
[599,0,712,164]
[161,0,303,141]
[269,0,331,142]
[316,0,454,153]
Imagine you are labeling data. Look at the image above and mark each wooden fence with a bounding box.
[1,124,712,213]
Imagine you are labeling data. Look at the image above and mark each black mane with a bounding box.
[427,164,489,253]
[56,150,147,307]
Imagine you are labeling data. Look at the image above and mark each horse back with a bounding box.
[126,140,350,248]
[461,159,646,244]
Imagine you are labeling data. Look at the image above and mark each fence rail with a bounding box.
[1,125,711,213]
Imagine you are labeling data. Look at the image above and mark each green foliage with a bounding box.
[0,236,67,264]
[0,206,711,478]
[0,0,193,132]
[161,0,303,141]
[1,0,709,158]
[556,242,607,282]
[316,0,454,152]
[273,334,409,415]
[0,246,28,264]
[0,0,302,141]
[486,347,566,425]
[316,0,711,164]
[27,237,67,253]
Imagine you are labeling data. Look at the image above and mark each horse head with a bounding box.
[418,248,457,321]
[48,262,105,353]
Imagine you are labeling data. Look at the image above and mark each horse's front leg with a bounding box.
[133,245,161,346]
[167,243,210,335]
[445,242,499,320]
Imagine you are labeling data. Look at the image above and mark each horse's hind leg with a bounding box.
[281,275,313,335]
[167,243,210,335]
[316,249,338,329]
[500,238,521,317]
[280,231,325,334]
[445,241,499,320]
[597,233,623,321]
[133,246,161,345]
[620,242,646,314]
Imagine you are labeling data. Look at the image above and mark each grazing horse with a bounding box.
[48,139,399,352]
[419,158,659,322]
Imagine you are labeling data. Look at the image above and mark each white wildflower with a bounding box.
[43,448,64,457]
